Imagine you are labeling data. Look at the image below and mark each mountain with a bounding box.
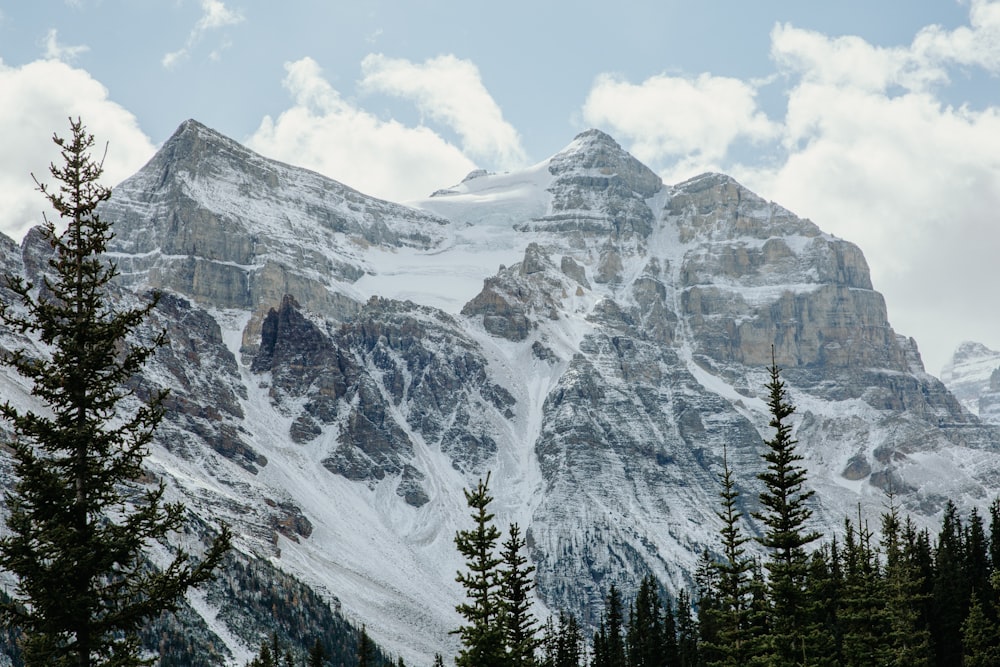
[2,119,999,665]
[941,341,1000,424]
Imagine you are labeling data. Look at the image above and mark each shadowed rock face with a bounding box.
[3,120,998,660]
[251,294,515,506]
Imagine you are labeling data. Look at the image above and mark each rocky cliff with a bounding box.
[2,120,998,664]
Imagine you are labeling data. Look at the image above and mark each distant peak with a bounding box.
[953,341,998,360]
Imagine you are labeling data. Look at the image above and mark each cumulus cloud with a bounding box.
[579,0,1000,373]
[163,0,244,69]
[246,57,477,202]
[582,72,779,182]
[0,59,155,242]
[43,29,89,62]
[360,54,527,170]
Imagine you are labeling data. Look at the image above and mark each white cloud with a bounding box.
[43,28,89,62]
[195,0,243,31]
[246,57,477,203]
[0,59,156,242]
[581,72,779,182]
[163,0,244,69]
[360,54,527,170]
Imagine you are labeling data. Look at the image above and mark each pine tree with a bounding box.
[358,625,375,667]
[628,575,665,667]
[661,594,680,666]
[453,473,506,667]
[307,638,327,667]
[0,118,231,667]
[554,612,584,667]
[962,596,1000,667]
[500,523,540,666]
[752,353,820,666]
[675,590,700,667]
[881,498,931,667]
[604,585,626,667]
[705,446,753,667]
[932,501,969,667]
[591,620,609,667]
[838,513,889,667]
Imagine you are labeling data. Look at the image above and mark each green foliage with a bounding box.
[752,355,820,666]
[703,447,754,667]
[500,523,541,667]
[0,118,230,666]
[453,473,506,667]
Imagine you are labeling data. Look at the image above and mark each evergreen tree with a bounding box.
[604,585,626,667]
[752,354,820,666]
[628,575,665,667]
[554,612,584,667]
[838,513,888,667]
[962,596,1000,667]
[932,501,969,667]
[358,625,375,667]
[801,544,839,667]
[695,549,721,667]
[0,119,231,667]
[881,499,931,667]
[591,621,609,667]
[500,523,540,667]
[307,638,327,667]
[453,473,506,667]
[966,507,992,611]
[705,446,753,667]
[675,590,700,667]
[661,594,680,666]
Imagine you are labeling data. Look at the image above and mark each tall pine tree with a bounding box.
[752,352,820,666]
[453,473,506,667]
[0,118,230,667]
[705,446,754,667]
[500,523,540,667]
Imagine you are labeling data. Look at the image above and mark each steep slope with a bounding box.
[2,121,999,664]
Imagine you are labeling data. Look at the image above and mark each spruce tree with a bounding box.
[604,585,626,667]
[357,625,375,667]
[705,446,753,667]
[838,514,889,667]
[628,575,665,667]
[307,638,327,667]
[881,499,931,667]
[932,501,969,667]
[500,523,540,667]
[453,473,506,667]
[554,612,584,667]
[962,596,1000,667]
[752,353,820,666]
[0,118,230,666]
[675,590,700,667]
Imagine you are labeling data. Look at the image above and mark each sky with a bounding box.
[0,1,998,376]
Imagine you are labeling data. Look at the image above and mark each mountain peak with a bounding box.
[549,128,662,199]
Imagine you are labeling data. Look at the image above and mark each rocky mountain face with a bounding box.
[941,341,1000,424]
[2,119,999,664]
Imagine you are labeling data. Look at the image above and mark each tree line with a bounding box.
[448,359,1000,667]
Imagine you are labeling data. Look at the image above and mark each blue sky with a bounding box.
[1,0,998,375]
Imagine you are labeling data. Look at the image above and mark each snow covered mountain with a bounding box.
[2,119,999,665]
[941,341,1000,424]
